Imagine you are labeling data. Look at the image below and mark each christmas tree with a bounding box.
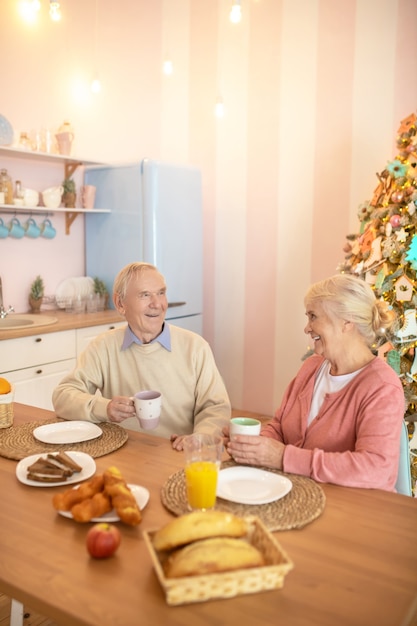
[339,112,417,419]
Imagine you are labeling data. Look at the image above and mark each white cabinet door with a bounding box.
[1,329,77,410]
[76,322,126,356]
[5,358,76,410]
[1,330,76,372]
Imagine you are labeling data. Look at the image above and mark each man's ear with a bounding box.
[114,293,124,313]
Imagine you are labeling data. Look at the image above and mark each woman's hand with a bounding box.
[226,434,285,470]
[107,396,136,423]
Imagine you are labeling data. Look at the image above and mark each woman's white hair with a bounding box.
[304,274,397,347]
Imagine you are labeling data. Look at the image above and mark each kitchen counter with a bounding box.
[0,309,125,341]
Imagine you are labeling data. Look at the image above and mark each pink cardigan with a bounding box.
[262,355,405,490]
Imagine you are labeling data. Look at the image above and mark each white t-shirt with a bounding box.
[307,360,363,425]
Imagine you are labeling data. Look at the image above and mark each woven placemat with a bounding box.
[160,460,326,531]
[0,418,128,460]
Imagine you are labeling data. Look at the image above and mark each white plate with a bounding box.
[33,421,102,444]
[58,484,150,522]
[216,466,293,505]
[16,451,96,488]
[0,114,13,146]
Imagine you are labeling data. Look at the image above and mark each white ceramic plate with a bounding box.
[33,421,102,444]
[58,484,150,522]
[216,466,293,505]
[16,451,96,488]
[0,114,13,146]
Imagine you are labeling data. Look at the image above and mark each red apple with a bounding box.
[86,523,121,558]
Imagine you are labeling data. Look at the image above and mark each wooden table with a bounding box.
[1,404,417,626]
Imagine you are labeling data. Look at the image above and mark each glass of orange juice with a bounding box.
[183,433,223,511]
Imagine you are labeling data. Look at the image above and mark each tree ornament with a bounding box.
[390,214,401,227]
[391,190,404,204]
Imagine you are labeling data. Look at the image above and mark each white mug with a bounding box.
[230,417,261,437]
[132,390,162,430]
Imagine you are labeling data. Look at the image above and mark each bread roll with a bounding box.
[152,511,248,551]
[164,537,264,578]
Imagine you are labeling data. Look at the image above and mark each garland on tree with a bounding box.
[339,112,417,418]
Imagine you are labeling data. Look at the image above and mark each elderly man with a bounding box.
[52,262,231,450]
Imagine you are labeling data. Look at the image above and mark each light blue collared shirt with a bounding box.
[121,322,171,352]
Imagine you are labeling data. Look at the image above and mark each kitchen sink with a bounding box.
[0,314,58,330]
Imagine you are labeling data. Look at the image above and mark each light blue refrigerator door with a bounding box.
[85,163,144,299]
[141,159,203,321]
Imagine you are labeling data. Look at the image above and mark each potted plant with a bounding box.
[62,177,76,208]
[29,275,44,313]
[93,276,109,310]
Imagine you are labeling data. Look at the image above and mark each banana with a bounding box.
[164,537,265,578]
[152,510,248,551]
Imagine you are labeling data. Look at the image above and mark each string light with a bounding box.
[215,96,225,118]
[163,58,173,75]
[49,0,61,21]
[229,0,242,24]
[91,74,101,94]
[18,0,40,21]
[91,0,101,93]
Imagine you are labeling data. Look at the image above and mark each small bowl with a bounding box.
[13,198,24,206]
[42,186,63,210]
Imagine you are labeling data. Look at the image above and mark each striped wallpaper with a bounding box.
[1,0,417,415]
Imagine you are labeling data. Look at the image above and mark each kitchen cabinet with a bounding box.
[76,321,126,354]
[1,321,126,410]
[0,146,110,234]
[1,330,76,411]
[5,359,76,411]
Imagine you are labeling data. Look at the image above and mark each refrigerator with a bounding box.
[84,159,203,335]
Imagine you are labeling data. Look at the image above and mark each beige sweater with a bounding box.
[52,324,231,439]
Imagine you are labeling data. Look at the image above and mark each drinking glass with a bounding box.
[183,433,223,511]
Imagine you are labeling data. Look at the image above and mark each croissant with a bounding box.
[52,475,104,512]
[103,467,142,526]
[52,466,142,526]
[71,491,112,523]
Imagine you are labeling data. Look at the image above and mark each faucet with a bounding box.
[0,278,14,319]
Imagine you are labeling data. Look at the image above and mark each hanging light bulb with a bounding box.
[215,96,225,118]
[163,57,173,76]
[229,0,242,24]
[18,0,40,21]
[91,75,101,94]
[49,0,61,21]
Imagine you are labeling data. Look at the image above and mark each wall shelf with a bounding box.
[0,146,110,234]
[0,145,102,166]
[0,204,111,234]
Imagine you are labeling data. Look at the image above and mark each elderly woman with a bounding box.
[226,274,405,491]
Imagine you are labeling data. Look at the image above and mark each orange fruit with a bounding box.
[0,378,11,394]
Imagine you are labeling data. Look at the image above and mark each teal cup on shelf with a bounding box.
[24,217,41,238]
[0,218,8,238]
[8,217,25,239]
[40,218,56,239]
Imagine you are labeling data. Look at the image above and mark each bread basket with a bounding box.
[143,515,294,605]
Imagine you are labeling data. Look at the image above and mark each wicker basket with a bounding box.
[143,515,294,605]
[0,384,14,429]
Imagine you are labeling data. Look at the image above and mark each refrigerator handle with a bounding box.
[168,301,186,308]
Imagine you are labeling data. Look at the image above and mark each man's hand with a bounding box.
[107,396,136,423]
[170,434,188,451]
